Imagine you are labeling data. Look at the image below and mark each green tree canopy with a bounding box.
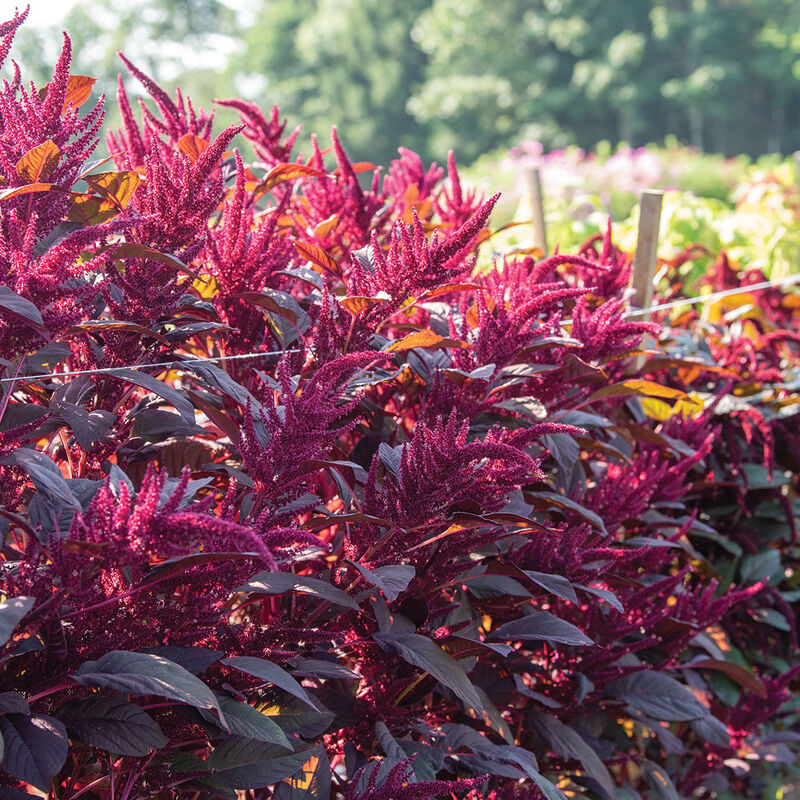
[8,0,800,164]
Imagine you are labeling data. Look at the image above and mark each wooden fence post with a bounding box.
[630,189,663,372]
[631,189,663,319]
[524,165,548,257]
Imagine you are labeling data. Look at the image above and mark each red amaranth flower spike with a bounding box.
[107,51,215,165]
[214,98,301,166]
[0,6,27,71]
[345,757,485,799]
[434,150,483,229]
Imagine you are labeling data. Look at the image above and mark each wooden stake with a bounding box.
[631,189,663,319]
[524,166,548,256]
[794,151,800,189]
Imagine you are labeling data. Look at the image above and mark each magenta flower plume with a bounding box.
[434,150,484,229]
[214,98,301,166]
[107,51,215,165]
[349,194,499,302]
[345,758,484,800]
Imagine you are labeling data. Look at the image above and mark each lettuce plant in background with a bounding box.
[0,8,798,800]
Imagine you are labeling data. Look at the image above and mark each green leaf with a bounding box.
[237,571,359,611]
[222,657,319,709]
[74,651,223,718]
[373,632,483,711]
[206,738,312,789]
[0,786,38,800]
[0,713,68,791]
[459,572,531,599]
[491,610,593,647]
[527,490,607,533]
[199,696,291,749]
[0,597,35,647]
[52,401,115,449]
[606,671,708,721]
[690,715,730,748]
[54,697,168,756]
[442,724,564,798]
[740,548,781,585]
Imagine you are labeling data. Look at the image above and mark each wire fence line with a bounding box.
[1,271,798,386]
[622,272,800,318]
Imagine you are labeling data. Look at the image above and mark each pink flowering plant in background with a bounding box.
[0,8,798,799]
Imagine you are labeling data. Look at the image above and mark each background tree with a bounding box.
[7,0,800,164]
[232,0,430,165]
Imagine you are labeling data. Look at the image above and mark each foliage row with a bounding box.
[467,141,800,286]
[0,9,798,800]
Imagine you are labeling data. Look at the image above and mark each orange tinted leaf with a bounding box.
[259,163,328,194]
[401,197,433,224]
[589,379,688,402]
[466,295,495,329]
[112,243,199,278]
[782,294,800,309]
[63,75,96,111]
[403,184,420,205]
[687,658,767,698]
[177,134,211,163]
[642,356,738,377]
[38,75,97,113]
[68,192,119,225]
[65,320,169,343]
[313,214,339,240]
[84,170,141,210]
[338,294,390,316]
[385,330,471,353]
[16,140,60,183]
[350,162,377,174]
[419,283,482,301]
[234,292,297,322]
[294,241,342,277]
[639,397,674,421]
[0,182,61,201]
[706,292,761,324]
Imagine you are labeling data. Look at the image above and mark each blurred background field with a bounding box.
[464,142,800,286]
[13,0,800,165]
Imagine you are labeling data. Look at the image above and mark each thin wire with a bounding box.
[559,272,800,326]
[623,272,800,318]
[1,272,798,386]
